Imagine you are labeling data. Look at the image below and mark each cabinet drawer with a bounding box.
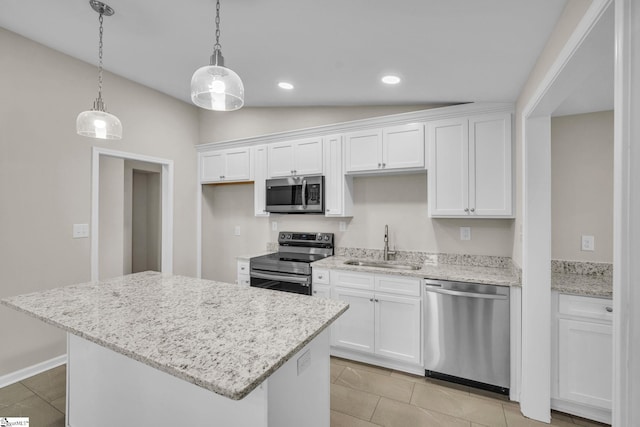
[238,274,250,286]
[313,268,330,285]
[375,275,421,297]
[558,294,613,322]
[330,270,374,290]
[237,261,250,277]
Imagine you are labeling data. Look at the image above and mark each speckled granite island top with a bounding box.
[552,273,612,298]
[312,256,520,287]
[0,271,348,400]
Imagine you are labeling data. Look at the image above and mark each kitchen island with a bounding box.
[1,271,348,427]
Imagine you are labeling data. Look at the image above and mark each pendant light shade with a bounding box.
[77,1,122,140]
[76,110,122,140]
[191,0,244,111]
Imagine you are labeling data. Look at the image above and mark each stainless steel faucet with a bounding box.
[383,224,397,261]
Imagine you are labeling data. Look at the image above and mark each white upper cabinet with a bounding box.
[428,112,512,218]
[323,134,353,217]
[268,137,323,178]
[200,147,251,184]
[345,123,425,174]
[383,124,426,170]
[253,145,269,217]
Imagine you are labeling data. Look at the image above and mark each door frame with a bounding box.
[519,0,611,422]
[91,147,174,281]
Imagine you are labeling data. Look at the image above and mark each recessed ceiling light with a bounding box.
[278,82,294,90]
[381,75,401,85]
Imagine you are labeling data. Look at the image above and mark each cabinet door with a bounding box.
[253,145,269,217]
[383,123,426,170]
[375,293,421,364]
[294,138,323,176]
[344,129,383,173]
[200,152,225,183]
[312,284,331,298]
[332,287,375,353]
[224,148,251,182]
[323,134,353,217]
[427,118,469,216]
[558,318,612,409]
[469,113,512,216]
[268,142,295,178]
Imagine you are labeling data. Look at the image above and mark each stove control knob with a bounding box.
[286,234,292,239]
[324,235,330,241]
[317,235,322,241]
[280,233,285,239]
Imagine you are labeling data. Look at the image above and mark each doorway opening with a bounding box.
[91,147,174,281]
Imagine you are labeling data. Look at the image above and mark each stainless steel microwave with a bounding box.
[265,175,324,214]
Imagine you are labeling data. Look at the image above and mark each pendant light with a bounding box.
[76,0,122,140]
[191,0,244,111]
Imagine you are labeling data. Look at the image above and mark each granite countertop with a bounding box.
[1,272,348,400]
[552,273,612,298]
[312,256,520,287]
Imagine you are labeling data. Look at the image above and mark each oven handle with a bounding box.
[251,271,310,285]
[302,179,307,208]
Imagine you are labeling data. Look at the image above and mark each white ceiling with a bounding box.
[0,0,593,109]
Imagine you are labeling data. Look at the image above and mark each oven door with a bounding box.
[250,271,312,295]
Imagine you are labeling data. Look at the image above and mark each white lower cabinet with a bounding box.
[329,270,422,373]
[237,260,250,286]
[551,292,612,424]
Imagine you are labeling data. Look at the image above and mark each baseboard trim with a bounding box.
[551,397,612,424]
[0,354,67,388]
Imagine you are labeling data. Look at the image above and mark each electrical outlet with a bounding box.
[271,221,278,231]
[234,226,241,236]
[73,224,89,239]
[339,221,347,232]
[581,235,595,251]
[460,227,471,241]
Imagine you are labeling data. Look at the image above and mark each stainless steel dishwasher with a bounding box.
[423,279,510,394]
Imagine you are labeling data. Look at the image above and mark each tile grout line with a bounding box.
[17,381,65,418]
[369,395,382,423]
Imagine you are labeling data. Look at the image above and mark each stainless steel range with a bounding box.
[250,232,334,295]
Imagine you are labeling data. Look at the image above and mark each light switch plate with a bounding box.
[73,224,89,239]
[460,227,471,241]
[339,221,347,232]
[234,226,241,236]
[581,235,595,251]
[271,221,278,231]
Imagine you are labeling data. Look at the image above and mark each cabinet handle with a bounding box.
[318,275,323,279]
[369,298,374,302]
[240,266,245,271]
[464,208,469,213]
[606,306,613,313]
[470,208,475,213]
[382,163,386,168]
[313,291,318,294]
[375,298,379,302]
[294,170,297,174]
[378,163,381,168]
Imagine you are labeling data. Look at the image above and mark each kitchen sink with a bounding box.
[343,260,422,270]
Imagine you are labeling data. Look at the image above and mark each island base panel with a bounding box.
[66,331,330,427]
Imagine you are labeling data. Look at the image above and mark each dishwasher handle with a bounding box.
[424,284,508,300]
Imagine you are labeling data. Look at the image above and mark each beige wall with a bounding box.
[551,111,613,262]
[202,174,515,284]
[198,105,448,143]
[98,156,125,280]
[0,28,199,376]
[511,0,594,267]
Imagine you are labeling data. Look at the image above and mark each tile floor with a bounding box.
[0,358,610,427]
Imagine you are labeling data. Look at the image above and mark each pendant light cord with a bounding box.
[97,12,104,104]
[214,0,221,52]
